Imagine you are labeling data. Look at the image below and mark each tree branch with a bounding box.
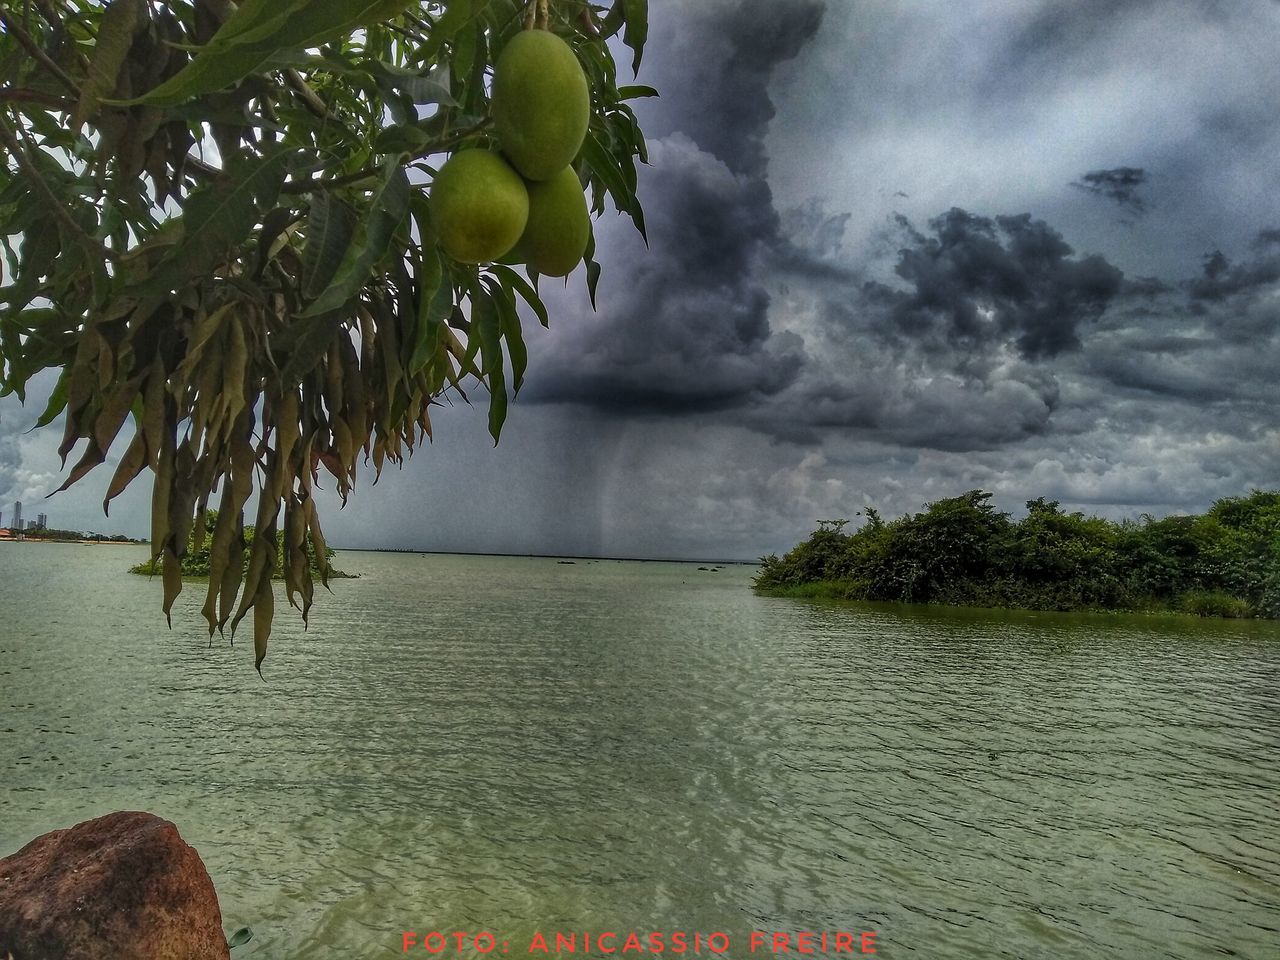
[0,8,81,98]
[0,113,118,262]
[279,120,493,195]
[0,86,74,110]
[283,69,332,120]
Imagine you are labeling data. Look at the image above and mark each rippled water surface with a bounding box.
[2,543,1279,958]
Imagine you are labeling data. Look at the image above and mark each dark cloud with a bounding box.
[865,208,1125,361]
[640,0,825,179]
[523,0,825,414]
[526,136,805,412]
[1003,0,1179,71]
[1189,246,1280,302]
[1072,167,1148,216]
[1253,228,1280,248]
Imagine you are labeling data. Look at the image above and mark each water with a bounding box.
[2,543,1278,958]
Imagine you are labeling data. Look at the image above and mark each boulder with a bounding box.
[0,811,229,960]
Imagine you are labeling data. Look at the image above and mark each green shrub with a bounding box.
[1179,590,1253,619]
[755,489,1278,619]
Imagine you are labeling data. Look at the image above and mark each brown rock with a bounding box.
[0,811,230,960]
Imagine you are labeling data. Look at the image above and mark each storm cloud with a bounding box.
[864,209,1125,361]
[524,0,824,414]
[1072,167,1148,216]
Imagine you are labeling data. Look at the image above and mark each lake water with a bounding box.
[1,543,1278,959]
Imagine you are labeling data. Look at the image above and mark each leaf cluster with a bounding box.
[0,0,652,671]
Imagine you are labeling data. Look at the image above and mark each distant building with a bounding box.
[11,500,21,531]
[36,513,47,530]
[25,519,36,531]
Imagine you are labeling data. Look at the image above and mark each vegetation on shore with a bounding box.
[3,527,139,543]
[754,490,1280,619]
[129,511,352,581]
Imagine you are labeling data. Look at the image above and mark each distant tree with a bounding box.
[867,490,1008,602]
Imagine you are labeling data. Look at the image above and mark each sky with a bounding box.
[2,0,1279,560]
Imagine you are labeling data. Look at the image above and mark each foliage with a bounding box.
[755,489,1280,619]
[13,526,137,541]
[0,0,651,670]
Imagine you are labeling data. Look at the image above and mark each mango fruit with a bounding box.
[492,30,590,181]
[430,150,529,264]
[515,165,590,277]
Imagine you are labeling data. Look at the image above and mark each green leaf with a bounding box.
[490,264,549,328]
[278,312,343,388]
[409,248,446,373]
[373,123,434,156]
[366,60,458,106]
[33,367,71,429]
[206,0,295,46]
[580,131,633,212]
[486,276,526,396]
[116,44,291,107]
[621,0,648,75]
[418,0,476,61]
[300,162,411,317]
[584,223,602,310]
[301,192,357,299]
[618,84,659,100]
[472,285,507,443]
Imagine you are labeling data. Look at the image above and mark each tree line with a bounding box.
[754,490,1280,619]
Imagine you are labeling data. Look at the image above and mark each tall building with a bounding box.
[11,501,21,531]
[36,513,47,530]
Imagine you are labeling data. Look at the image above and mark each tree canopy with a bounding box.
[755,490,1280,619]
[0,0,652,670]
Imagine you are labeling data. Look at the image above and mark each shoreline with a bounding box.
[754,581,1270,624]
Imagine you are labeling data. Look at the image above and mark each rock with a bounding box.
[0,811,229,960]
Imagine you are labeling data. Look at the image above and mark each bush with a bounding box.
[1180,590,1253,619]
[755,489,1279,619]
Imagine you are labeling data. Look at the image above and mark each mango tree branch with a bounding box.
[284,69,333,120]
[0,85,73,109]
[278,119,494,195]
[0,112,118,262]
[0,7,80,98]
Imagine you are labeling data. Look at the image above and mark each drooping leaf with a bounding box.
[490,264,549,328]
[301,192,357,300]
[471,283,507,442]
[74,0,143,131]
[487,275,526,396]
[620,0,648,75]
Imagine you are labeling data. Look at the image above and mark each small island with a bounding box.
[754,489,1280,619]
[129,510,354,580]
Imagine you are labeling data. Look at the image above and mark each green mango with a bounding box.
[492,30,590,181]
[514,165,590,277]
[430,150,529,264]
